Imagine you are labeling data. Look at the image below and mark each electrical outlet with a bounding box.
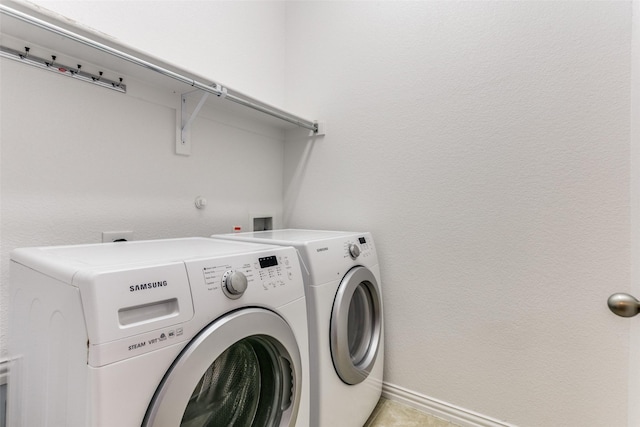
[102,231,134,243]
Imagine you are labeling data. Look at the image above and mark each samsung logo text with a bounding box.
[129,281,168,292]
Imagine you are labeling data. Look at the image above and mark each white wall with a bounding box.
[284,2,631,426]
[0,0,288,358]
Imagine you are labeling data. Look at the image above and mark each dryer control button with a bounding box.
[222,270,248,299]
[349,244,361,259]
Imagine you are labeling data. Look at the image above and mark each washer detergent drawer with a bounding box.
[75,262,194,346]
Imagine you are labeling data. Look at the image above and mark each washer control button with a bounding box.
[222,270,248,299]
[349,244,361,259]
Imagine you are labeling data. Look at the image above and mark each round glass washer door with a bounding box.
[143,308,302,427]
[330,266,382,385]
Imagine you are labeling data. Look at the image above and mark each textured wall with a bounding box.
[283,2,632,426]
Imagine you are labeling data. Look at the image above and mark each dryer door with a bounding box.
[330,266,383,385]
[143,308,302,427]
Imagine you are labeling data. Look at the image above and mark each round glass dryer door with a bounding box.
[143,308,302,427]
[330,266,382,385]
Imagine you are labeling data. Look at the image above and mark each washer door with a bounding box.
[143,308,302,427]
[330,266,382,385]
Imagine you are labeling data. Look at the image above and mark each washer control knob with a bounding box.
[222,270,248,299]
[348,244,361,259]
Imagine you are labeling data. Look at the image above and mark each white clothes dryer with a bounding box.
[213,230,384,427]
[8,237,310,427]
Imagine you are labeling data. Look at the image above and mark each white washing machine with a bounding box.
[8,237,310,427]
[213,230,384,427]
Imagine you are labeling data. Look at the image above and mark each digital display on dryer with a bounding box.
[259,256,278,268]
[359,237,367,244]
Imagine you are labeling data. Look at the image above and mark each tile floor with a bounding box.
[364,398,462,427]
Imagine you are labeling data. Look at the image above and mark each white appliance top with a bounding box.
[222,229,364,244]
[11,237,278,284]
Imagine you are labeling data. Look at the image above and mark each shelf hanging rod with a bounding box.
[0,4,318,133]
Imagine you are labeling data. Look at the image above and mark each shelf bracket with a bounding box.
[176,84,227,156]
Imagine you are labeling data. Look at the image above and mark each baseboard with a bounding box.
[381,382,517,427]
